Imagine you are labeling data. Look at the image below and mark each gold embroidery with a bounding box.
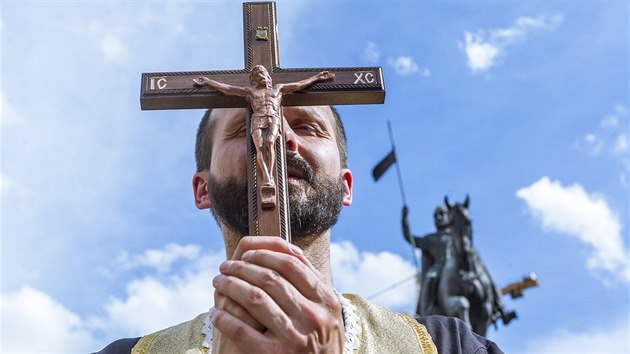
[346,294,432,353]
[131,313,207,354]
[131,304,434,354]
[400,314,438,354]
[131,331,160,354]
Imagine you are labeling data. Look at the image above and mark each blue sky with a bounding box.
[1,1,628,353]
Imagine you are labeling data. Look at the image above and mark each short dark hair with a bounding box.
[329,106,348,169]
[194,109,216,172]
[194,107,348,172]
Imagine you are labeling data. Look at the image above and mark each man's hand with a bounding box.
[211,236,344,354]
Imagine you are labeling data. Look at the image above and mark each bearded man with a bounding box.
[95,106,503,354]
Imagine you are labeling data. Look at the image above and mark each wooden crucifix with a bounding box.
[140,2,385,242]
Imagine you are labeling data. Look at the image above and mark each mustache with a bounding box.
[286,152,315,185]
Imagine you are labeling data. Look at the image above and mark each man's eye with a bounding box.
[226,126,246,138]
[293,125,316,133]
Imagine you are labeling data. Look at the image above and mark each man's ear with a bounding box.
[341,169,353,206]
[192,172,212,210]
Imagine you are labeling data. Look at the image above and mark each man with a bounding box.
[95,106,503,353]
[193,66,333,206]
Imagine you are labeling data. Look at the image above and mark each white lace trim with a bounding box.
[336,290,362,353]
[201,291,362,352]
[202,311,213,349]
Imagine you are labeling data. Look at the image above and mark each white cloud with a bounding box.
[94,247,222,337]
[387,56,427,77]
[101,33,127,63]
[1,172,12,195]
[0,91,20,126]
[365,43,428,77]
[460,32,500,73]
[584,134,596,142]
[2,241,417,352]
[460,14,563,73]
[101,241,418,338]
[1,2,224,294]
[98,273,210,336]
[601,108,622,128]
[1,171,35,212]
[602,104,628,128]
[1,286,96,353]
[1,276,211,352]
[525,320,629,353]
[516,177,629,283]
[118,243,202,273]
[581,133,605,156]
[614,133,628,154]
[83,4,194,64]
[576,105,628,170]
[103,241,418,337]
[601,115,619,128]
[1,245,221,352]
[331,241,417,312]
[364,41,380,63]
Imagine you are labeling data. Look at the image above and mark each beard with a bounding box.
[207,153,345,240]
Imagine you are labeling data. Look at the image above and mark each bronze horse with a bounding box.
[435,197,516,336]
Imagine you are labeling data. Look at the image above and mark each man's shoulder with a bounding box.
[92,313,208,354]
[344,294,503,354]
[92,337,140,354]
[416,315,504,354]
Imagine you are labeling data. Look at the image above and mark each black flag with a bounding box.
[372,149,397,181]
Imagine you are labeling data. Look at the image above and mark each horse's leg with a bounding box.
[442,296,471,328]
[470,302,491,336]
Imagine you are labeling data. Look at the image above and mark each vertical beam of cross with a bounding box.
[242,2,287,240]
[140,2,385,242]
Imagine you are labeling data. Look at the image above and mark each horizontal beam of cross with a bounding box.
[140,67,385,110]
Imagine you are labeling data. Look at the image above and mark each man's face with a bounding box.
[434,208,449,229]
[201,106,352,237]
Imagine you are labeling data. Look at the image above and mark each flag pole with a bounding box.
[387,120,408,206]
[387,121,420,274]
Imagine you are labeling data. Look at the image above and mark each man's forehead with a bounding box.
[209,108,247,125]
[287,106,334,125]
[210,106,335,125]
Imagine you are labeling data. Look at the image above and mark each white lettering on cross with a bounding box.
[353,71,376,84]
[150,77,168,90]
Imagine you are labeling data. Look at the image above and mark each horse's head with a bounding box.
[444,195,472,235]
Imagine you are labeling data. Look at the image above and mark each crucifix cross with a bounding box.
[140,2,385,242]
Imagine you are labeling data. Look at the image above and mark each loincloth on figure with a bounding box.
[251,114,281,132]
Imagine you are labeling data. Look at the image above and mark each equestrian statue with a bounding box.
[402,196,517,336]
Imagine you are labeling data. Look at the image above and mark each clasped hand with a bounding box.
[211,236,344,354]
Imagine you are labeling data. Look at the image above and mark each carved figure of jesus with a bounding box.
[193,65,334,190]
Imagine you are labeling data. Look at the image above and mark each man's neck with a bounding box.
[221,227,333,286]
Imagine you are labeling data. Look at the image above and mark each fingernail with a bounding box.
[219,261,232,272]
[212,274,225,286]
[209,307,217,320]
[289,243,303,255]
[242,250,255,260]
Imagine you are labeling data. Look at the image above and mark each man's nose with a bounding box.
[284,123,299,152]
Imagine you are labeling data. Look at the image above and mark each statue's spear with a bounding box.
[372,121,408,206]
[372,122,418,271]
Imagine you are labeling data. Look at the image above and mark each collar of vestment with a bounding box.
[131,293,437,354]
